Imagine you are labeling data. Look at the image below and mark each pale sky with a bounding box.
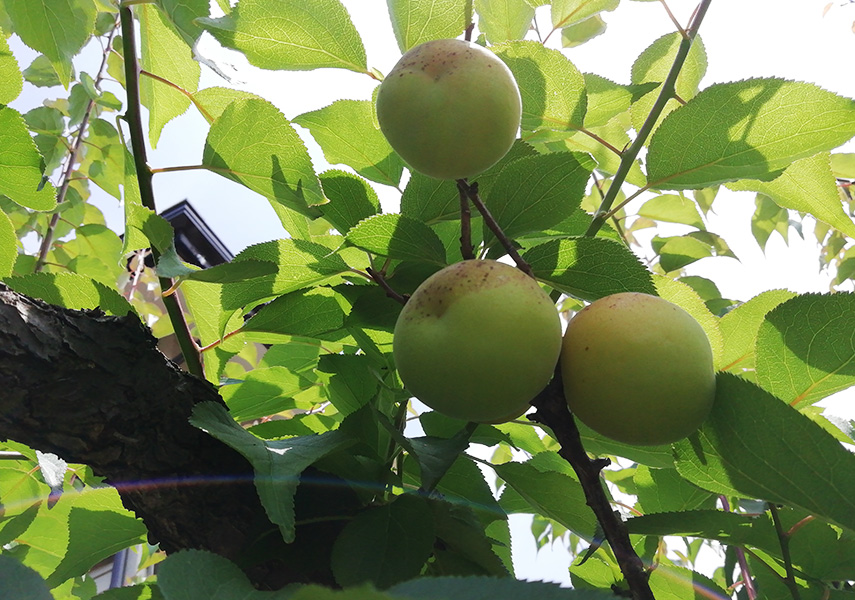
[7,0,855,587]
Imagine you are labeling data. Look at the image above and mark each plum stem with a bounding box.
[458,181,476,260]
[366,267,409,305]
[529,370,655,600]
[456,179,534,278]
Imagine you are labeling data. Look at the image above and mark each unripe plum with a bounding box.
[393,260,561,423]
[560,292,716,446]
[376,38,522,180]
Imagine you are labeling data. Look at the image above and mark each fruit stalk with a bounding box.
[530,371,655,600]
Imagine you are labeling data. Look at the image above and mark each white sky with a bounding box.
[7,0,855,587]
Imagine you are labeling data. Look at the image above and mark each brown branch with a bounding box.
[529,370,654,600]
[458,182,475,260]
[366,266,409,305]
[0,285,342,589]
[456,180,534,278]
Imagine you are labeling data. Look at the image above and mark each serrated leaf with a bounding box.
[651,234,713,272]
[318,170,381,234]
[494,460,597,539]
[0,555,53,600]
[674,373,855,534]
[386,0,469,52]
[204,98,324,218]
[755,292,855,408]
[4,0,96,87]
[139,4,200,148]
[0,32,22,104]
[220,366,317,421]
[522,237,655,301]
[243,287,347,337]
[638,194,705,229]
[634,465,716,514]
[728,152,855,238]
[219,238,351,310]
[190,402,354,542]
[0,209,17,277]
[717,289,797,373]
[648,78,855,189]
[294,100,404,187]
[429,500,510,577]
[583,74,657,128]
[331,494,435,588]
[0,107,57,210]
[192,87,262,123]
[154,0,209,46]
[22,55,63,88]
[198,0,368,73]
[483,152,594,242]
[630,32,707,134]
[550,0,619,29]
[475,0,535,43]
[347,213,446,263]
[560,14,607,47]
[493,41,586,133]
[4,272,134,316]
[750,193,791,250]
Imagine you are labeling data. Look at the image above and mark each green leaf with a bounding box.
[220,366,317,421]
[648,565,729,600]
[633,465,716,514]
[625,510,778,550]
[400,174,461,224]
[139,4,200,148]
[674,373,855,534]
[523,237,655,301]
[583,74,656,128]
[651,234,713,272]
[495,460,598,539]
[21,54,63,88]
[475,0,535,43]
[483,152,594,241]
[0,554,53,600]
[346,213,446,263]
[4,272,134,316]
[294,100,404,187]
[654,274,724,367]
[630,32,707,134]
[0,31,22,104]
[755,293,855,408]
[157,550,292,600]
[318,170,381,234]
[24,107,64,136]
[91,583,164,599]
[0,107,57,210]
[493,41,586,132]
[390,576,615,599]
[204,98,325,218]
[728,152,855,238]
[198,0,368,73]
[331,494,435,588]
[4,0,96,87]
[638,194,705,229]
[154,0,209,46]
[79,118,125,200]
[750,193,791,250]
[386,0,469,52]
[219,238,351,311]
[560,14,607,47]
[317,354,379,416]
[717,288,797,373]
[184,259,278,283]
[0,209,17,278]
[648,78,855,189]
[191,86,263,123]
[428,500,509,577]
[190,402,354,542]
[831,152,855,178]
[550,0,619,29]
[243,287,347,337]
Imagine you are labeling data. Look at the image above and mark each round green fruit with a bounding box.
[393,260,561,423]
[376,38,522,180]
[560,292,716,446]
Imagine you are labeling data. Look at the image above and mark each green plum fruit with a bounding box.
[393,260,562,423]
[376,38,522,180]
[560,292,716,446]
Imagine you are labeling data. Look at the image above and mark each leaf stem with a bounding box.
[120,5,204,379]
[770,504,802,600]
[528,371,655,600]
[140,69,214,123]
[457,179,534,278]
[35,16,120,272]
[578,127,624,156]
[585,0,712,237]
[720,496,757,600]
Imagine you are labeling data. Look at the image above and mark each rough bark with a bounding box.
[0,285,333,589]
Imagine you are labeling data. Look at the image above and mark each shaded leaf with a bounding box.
[648,78,855,189]
[220,366,316,421]
[638,194,705,229]
[390,575,615,599]
[154,0,209,46]
[634,465,716,514]
[0,554,52,600]
[318,170,381,234]
[347,213,446,263]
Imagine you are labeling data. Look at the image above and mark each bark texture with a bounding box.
[0,285,336,588]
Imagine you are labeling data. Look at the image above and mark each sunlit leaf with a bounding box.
[475,0,535,43]
[387,0,469,52]
[0,107,57,210]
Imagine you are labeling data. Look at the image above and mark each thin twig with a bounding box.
[528,371,655,600]
[120,5,204,379]
[458,181,475,260]
[457,180,534,278]
[720,496,757,600]
[35,16,120,272]
[366,267,409,305]
[770,504,803,600]
[659,0,687,37]
[585,0,713,237]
